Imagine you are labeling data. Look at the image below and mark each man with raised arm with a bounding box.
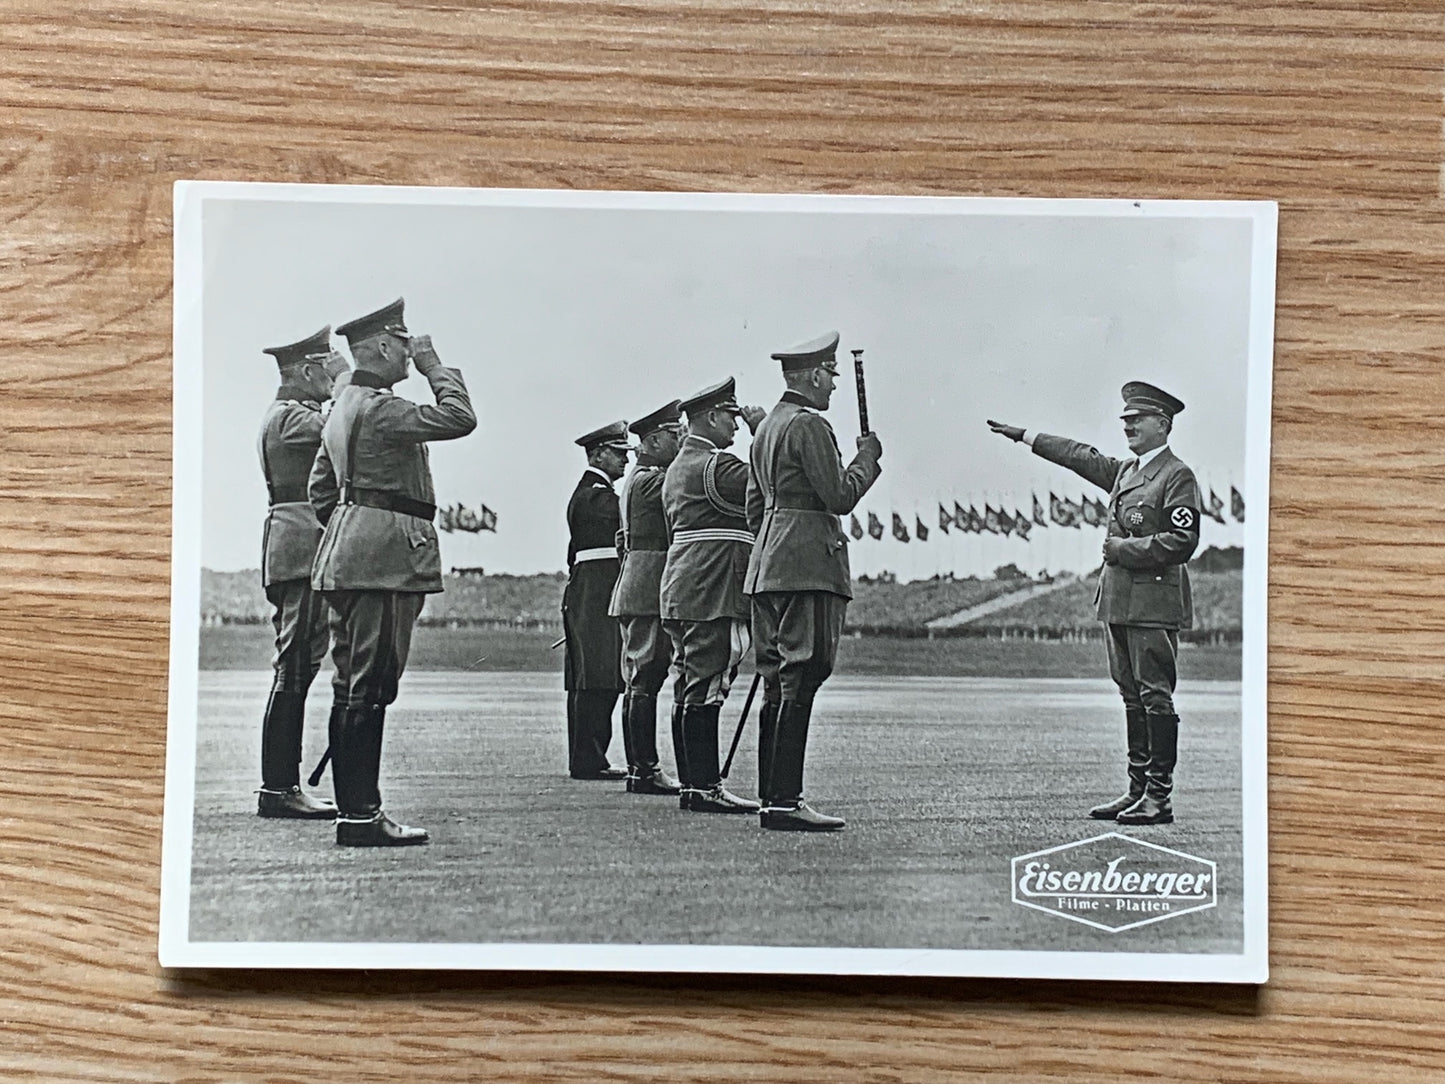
[988,381,1201,826]
[608,400,685,796]
[309,298,476,847]
[660,378,766,815]
[744,332,882,832]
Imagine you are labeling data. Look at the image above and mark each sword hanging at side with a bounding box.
[851,348,870,436]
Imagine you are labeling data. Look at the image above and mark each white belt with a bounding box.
[573,547,618,563]
[672,528,754,546]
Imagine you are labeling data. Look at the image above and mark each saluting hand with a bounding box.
[740,405,766,434]
[320,349,351,380]
[987,419,1025,442]
[409,333,442,374]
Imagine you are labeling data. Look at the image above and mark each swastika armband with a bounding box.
[1167,505,1198,530]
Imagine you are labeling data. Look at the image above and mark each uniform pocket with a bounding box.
[403,516,434,550]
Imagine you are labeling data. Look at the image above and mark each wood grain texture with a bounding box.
[1,1,1442,1079]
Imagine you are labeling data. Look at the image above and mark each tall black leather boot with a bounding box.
[757,699,779,807]
[334,704,429,846]
[760,700,843,831]
[1088,707,1149,820]
[628,694,679,795]
[671,701,691,809]
[684,704,757,814]
[258,688,335,819]
[1117,712,1178,826]
[332,704,382,817]
[620,694,636,786]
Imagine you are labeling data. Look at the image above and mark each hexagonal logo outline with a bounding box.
[1011,832,1218,933]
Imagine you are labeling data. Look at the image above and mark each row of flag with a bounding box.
[438,502,498,534]
[849,487,1245,543]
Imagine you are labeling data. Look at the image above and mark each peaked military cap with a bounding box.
[1120,381,1186,420]
[771,330,841,372]
[262,325,331,369]
[679,377,742,417]
[629,399,683,437]
[335,297,408,347]
[576,419,632,453]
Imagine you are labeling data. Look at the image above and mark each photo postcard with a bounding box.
[161,183,1274,981]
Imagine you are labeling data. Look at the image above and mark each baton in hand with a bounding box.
[851,348,870,436]
[720,671,762,780]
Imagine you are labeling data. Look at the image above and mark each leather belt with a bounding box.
[268,484,309,505]
[672,528,754,545]
[573,547,618,563]
[342,486,437,522]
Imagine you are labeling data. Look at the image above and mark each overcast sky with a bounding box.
[193,189,1270,580]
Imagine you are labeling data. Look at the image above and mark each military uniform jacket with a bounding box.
[744,393,882,599]
[258,388,326,587]
[564,467,623,689]
[1032,434,1201,629]
[309,366,476,594]
[659,435,753,622]
[608,464,669,618]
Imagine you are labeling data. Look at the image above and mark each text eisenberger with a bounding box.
[1016,855,1213,905]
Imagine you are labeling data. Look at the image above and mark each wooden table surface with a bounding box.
[3,2,1442,1079]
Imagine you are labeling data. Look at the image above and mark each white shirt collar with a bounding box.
[1136,444,1169,469]
[584,466,612,485]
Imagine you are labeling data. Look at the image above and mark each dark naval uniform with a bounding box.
[608,401,684,795]
[309,298,476,846]
[1027,381,1201,826]
[744,333,882,831]
[661,378,759,814]
[255,325,347,820]
[563,421,629,779]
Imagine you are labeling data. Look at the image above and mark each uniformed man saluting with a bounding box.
[563,420,631,780]
[310,298,476,846]
[255,326,350,819]
[988,381,1201,826]
[660,378,766,814]
[745,332,882,832]
[607,401,685,796]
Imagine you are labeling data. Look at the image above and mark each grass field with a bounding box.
[200,623,1242,681]
[186,668,1245,956]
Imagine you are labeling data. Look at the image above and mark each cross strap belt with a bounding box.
[341,486,436,522]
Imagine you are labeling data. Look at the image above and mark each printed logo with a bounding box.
[1011,833,1217,932]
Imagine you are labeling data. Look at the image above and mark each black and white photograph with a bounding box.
[161,183,1274,981]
